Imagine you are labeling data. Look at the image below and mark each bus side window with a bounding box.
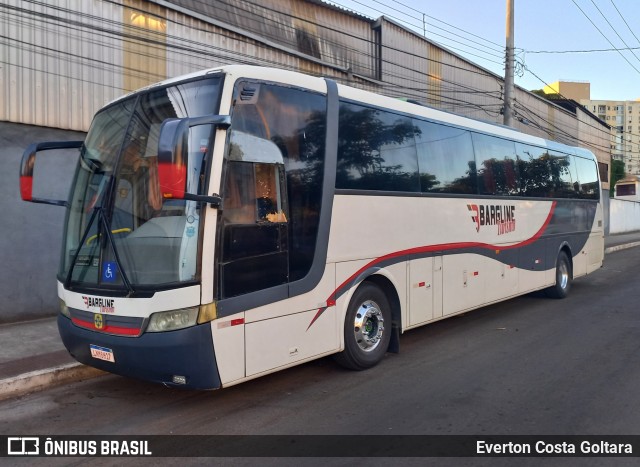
[573,156,600,199]
[548,151,578,198]
[336,103,420,192]
[223,161,256,224]
[414,120,476,194]
[516,143,552,197]
[219,82,327,298]
[472,133,519,196]
[220,160,289,298]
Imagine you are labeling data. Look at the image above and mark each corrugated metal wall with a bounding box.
[164,0,377,78]
[1,0,124,130]
[1,0,610,171]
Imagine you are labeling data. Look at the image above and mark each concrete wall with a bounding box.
[0,121,85,323]
[609,198,640,234]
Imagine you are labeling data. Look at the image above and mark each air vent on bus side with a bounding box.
[239,84,260,104]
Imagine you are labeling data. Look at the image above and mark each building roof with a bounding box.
[615,175,640,184]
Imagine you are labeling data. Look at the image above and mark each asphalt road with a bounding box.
[2,248,640,466]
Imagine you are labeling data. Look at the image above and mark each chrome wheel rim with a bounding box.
[559,261,569,290]
[353,300,385,352]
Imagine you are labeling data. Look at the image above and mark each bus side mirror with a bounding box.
[157,115,231,207]
[20,141,84,206]
[157,119,189,200]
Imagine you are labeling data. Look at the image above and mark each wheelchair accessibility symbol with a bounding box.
[102,262,117,283]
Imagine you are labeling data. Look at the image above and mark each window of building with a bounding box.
[617,184,636,196]
[598,162,608,183]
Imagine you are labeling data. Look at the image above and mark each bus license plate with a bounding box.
[90,344,115,363]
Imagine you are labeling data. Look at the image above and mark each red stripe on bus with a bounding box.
[306,202,557,330]
[72,317,140,336]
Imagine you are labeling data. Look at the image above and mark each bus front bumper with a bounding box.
[57,314,222,390]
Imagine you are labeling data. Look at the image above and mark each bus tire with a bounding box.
[546,251,572,299]
[334,282,392,371]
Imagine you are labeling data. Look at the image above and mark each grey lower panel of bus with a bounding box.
[58,314,221,390]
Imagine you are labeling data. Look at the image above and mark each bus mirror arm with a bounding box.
[158,115,230,207]
[181,192,222,208]
[20,141,84,206]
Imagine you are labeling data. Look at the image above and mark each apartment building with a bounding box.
[581,99,640,175]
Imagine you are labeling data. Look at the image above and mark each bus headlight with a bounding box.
[146,307,199,332]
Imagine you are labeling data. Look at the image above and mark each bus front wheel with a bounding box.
[334,282,392,371]
[546,251,572,299]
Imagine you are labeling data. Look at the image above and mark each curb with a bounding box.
[604,241,640,254]
[0,363,105,401]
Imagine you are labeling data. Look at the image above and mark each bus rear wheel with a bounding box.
[334,282,392,371]
[546,251,572,299]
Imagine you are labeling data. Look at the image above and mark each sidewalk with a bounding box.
[0,318,104,400]
[2,231,640,400]
[603,230,640,253]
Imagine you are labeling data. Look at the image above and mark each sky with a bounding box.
[325,0,640,101]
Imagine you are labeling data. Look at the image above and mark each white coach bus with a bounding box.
[20,65,604,389]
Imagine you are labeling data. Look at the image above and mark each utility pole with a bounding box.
[503,0,515,127]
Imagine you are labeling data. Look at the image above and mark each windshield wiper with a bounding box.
[98,209,135,296]
[65,204,136,296]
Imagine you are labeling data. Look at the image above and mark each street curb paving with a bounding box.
[0,363,105,401]
[604,241,640,254]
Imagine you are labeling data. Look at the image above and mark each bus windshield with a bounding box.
[60,77,222,290]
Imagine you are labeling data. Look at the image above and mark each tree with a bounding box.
[610,159,626,197]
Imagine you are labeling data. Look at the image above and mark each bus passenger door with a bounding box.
[408,256,443,326]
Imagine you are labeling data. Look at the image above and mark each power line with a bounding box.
[328,0,505,64]
[1,0,613,154]
[587,0,640,67]
[570,0,640,76]
[520,60,640,159]
[384,0,504,50]
[6,0,506,103]
[356,0,505,58]
[609,0,640,48]
[526,46,640,54]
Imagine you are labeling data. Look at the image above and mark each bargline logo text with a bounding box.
[82,296,115,314]
[467,204,516,235]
